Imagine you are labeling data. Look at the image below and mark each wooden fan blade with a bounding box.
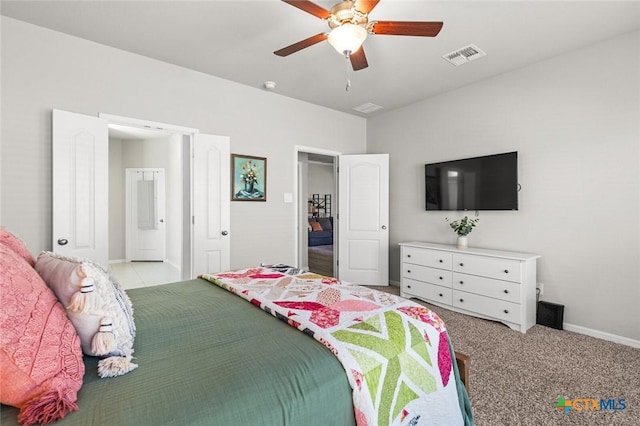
[350,47,368,71]
[282,0,331,19]
[274,33,328,57]
[371,21,443,37]
[354,0,380,14]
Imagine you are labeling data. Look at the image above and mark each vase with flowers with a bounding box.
[445,216,479,249]
[240,160,258,193]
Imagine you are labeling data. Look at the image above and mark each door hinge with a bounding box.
[192,216,195,224]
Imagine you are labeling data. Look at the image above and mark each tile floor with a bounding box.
[108,261,181,290]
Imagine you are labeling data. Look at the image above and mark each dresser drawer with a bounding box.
[452,253,522,283]
[403,278,452,305]
[452,273,521,303]
[452,290,521,324]
[402,263,452,286]
[402,247,452,270]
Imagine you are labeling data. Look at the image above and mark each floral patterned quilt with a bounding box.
[201,266,466,426]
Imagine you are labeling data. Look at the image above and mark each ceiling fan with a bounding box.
[274,0,443,71]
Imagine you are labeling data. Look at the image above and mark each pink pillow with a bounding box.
[35,252,137,378]
[0,244,84,426]
[0,227,35,267]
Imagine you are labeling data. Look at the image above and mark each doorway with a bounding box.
[296,147,339,276]
[294,146,390,285]
[52,109,231,280]
[108,124,188,282]
[307,160,336,276]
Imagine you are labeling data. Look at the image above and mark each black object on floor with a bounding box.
[536,301,565,330]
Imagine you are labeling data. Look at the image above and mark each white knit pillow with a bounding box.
[35,252,137,378]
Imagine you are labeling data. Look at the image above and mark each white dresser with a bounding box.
[399,242,540,333]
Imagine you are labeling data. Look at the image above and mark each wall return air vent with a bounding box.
[442,44,486,66]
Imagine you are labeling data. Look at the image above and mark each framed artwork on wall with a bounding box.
[231,154,267,201]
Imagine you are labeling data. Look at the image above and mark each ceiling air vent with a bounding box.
[442,44,486,66]
[353,102,384,114]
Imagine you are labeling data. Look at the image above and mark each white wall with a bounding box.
[0,17,366,269]
[308,162,335,217]
[367,31,640,341]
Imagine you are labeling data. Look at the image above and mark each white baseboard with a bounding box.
[108,259,125,264]
[389,280,400,287]
[563,323,640,349]
[164,259,181,272]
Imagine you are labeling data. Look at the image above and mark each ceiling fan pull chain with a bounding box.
[344,54,352,92]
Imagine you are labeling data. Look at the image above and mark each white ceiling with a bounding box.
[2,1,639,117]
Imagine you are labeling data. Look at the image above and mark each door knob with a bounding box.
[221,230,229,236]
[57,238,68,246]
[159,219,164,223]
[381,225,387,230]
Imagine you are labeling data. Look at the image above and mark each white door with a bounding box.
[192,133,230,276]
[125,168,166,261]
[338,154,389,285]
[52,109,109,267]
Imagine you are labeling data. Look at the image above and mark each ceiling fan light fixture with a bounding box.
[327,23,367,56]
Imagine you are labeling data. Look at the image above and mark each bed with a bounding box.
[2,260,473,425]
[2,277,358,425]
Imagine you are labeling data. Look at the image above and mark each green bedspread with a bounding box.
[1,279,356,425]
[203,267,473,426]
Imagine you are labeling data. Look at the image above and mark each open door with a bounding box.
[338,154,389,285]
[54,110,231,277]
[192,133,230,276]
[52,109,109,267]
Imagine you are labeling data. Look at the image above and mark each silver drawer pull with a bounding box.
[504,289,509,294]
[504,309,509,314]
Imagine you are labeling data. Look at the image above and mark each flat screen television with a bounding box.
[425,151,518,211]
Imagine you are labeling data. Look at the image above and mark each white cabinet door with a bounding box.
[52,109,109,267]
[192,133,230,277]
[338,154,389,285]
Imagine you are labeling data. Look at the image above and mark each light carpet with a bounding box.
[366,285,640,425]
